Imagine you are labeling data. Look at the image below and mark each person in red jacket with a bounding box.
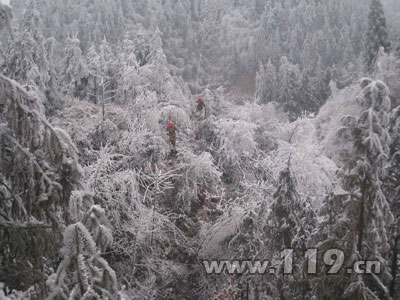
[196,97,207,118]
[167,122,178,148]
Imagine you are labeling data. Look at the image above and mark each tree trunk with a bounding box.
[357,181,367,255]
[390,235,400,297]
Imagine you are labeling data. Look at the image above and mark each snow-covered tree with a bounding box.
[133,32,150,67]
[266,164,301,251]
[86,43,101,103]
[46,193,118,300]
[365,0,390,72]
[115,37,139,104]
[260,163,314,299]
[143,27,170,96]
[297,69,319,115]
[277,56,302,120]
[175,149,222,214]
[61,36,88,99]
[292,196,316,251]
[335,78,394,299]
[0,2,13,38]
[388,105,400,298]
[0,75,81,291]
[256,59,277,105]
[86,39,117,118]
[310,188,356,299]
[1,0,60,109]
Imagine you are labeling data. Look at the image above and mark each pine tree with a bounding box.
[61,36,88,98]
[10,0,49,86]
[267,164,301,251]
[0,74,82,292]
[142,28,172,96]
[133,32,150,67]
[291,196,317,300]
[256,59,277,105]
[292,197,316,251]
[337,78,394,299]
[86,43,101,104]
[46,193,118,300]
[365,0,390,72]
[116,36,139,104]
[255,63,266,103]
[263,163,309,300]
[85,39,116,116]
[297,69,318,115]
[313,57,331,103]
[310,188,356,299]
[277,56,302,120]
[388,105,400,298]
[0,2,13,38]
[2,0,59,109]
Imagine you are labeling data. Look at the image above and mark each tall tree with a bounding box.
[277,56,302,120]
[115,36,139,104]
[264,163,302,259]
[1,0,60,110]
[61,36,88,98]
[388,105,400,298]
[263,163,307,300]
[0,75,82,293]
[85,39,116,116]
[337,78,393,299]
[256,59,277,105]
[365,0,390,72]
[0,2,13,38]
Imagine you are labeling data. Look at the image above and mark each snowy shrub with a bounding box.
[82,205,113,253]
[159,104,192,131]
[276,116,317,145]
[82,143,192,291]
[314,83,362,163]
[227,101,286,126]
[213,119,258,170]
[69,190,95,223]
[116,121,169,168]
[0,284,37,300]
[228,210,263,260]
[253,125,279,153]
[209,280,240,300]
[198,206,245,259]
[90,119,119,149]
[129,91,162,131]
[261,140,338,206]
[118,276,158,300]
[175,150,222,213]
[84,147,142,229]
[51,100,132,159]
[161,75,191,105]
[200,86,227,118]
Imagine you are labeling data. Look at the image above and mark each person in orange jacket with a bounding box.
[167,122,178,148]
[196,97,207,118]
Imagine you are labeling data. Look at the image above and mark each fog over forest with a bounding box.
[1,0,400,299]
